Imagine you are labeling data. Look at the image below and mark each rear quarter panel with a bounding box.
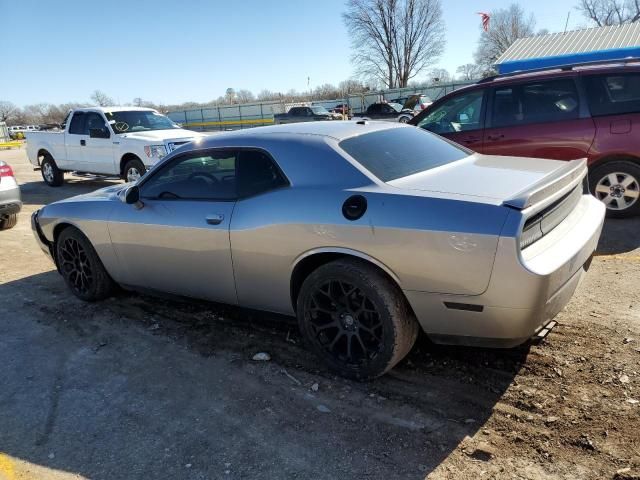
[587,113,640,166]
[25,131,67,167]
[230,187,509,315]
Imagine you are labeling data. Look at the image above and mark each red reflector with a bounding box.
[0,165,14,177]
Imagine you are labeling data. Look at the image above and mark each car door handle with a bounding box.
[80,139,86,146]
[486,134,504,141]
[205,214,224,225]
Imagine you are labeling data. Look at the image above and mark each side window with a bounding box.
[83,112,107,134]
[237,150,287,198]
[585,73,640,116]
[289,108,302,116]
[368,104,381,114]
[141,151,237,201]
[492,79,579,127]
[418,90,484,134]
[68,112,86,135]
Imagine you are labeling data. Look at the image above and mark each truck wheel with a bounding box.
[297,258,418,380]
[41,154,64,187]
[56,227,115,302]
[590,161,640,218]
[0,214,18,230]
[123,158,146,183]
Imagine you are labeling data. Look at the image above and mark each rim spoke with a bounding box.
[615,197,626,209]
[595,184,610,194]
[603,195,615,205]
[625,189,639,199]
[608,173,619,186]
[621,175,637,188]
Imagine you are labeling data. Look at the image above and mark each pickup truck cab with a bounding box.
[273,106,340,124]
[26,107,205,186]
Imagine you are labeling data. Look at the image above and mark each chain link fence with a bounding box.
[167,81,473,132]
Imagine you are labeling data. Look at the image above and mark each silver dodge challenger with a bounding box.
[31,121,605,379]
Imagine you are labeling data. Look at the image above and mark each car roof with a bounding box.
[73,106,158,113]
[197,120,406,145]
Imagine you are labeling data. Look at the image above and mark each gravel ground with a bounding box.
[0,146,638,480]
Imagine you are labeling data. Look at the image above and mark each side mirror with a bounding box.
[89,127,110,139]
[121,185,143,209]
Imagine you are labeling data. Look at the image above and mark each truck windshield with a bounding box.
[311,106,330,115]
[105,110,180,134]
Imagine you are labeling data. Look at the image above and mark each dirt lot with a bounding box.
[0,146,638,480]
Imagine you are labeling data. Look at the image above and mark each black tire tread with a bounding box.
[56,227,115,301]
[0,214,18,230]
[297,258,419,380]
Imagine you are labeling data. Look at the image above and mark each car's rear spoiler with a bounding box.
[502,158,588,210]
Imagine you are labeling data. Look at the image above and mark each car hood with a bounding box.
[387,153,582,206]
[56,183,128,204]
[118,129,205,142]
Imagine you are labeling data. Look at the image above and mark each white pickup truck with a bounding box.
[26,107,205,186]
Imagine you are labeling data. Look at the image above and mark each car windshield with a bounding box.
[105,110,180,134]
[311,106,330,115]
[388,103,403,112]
[339,127,469,182]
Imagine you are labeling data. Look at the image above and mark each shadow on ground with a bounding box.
[18,177,120,206]
[0,270,530,479]
[596,216,640,255]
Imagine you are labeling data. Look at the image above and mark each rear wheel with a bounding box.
[123,158,146,183]
[590,161,640,218]
[56,227,115,301]
[0,214,17,230]
[41,154,64,187]
[297,259,418,380]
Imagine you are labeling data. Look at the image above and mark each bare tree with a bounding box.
[474,4,536,74]
[313,83,341,100]
[0,101,18,123]
[343,0,445,88]
[428,68,452,83]
[577,0,640,26]
[236,89,256,103]
[456,63,482,81]
[90,90,114,107]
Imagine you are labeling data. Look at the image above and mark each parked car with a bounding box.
[409,62,640,217]
[25,107,205,186]
[0,161,21,230]
[358,102,404,121]
[31,122,604,379]
[330,104,353,117]
[8,126,26,139]
[274,106,341,124]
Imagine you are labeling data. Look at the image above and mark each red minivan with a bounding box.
[409,63,640,217]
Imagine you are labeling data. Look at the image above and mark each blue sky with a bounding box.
[1,0,585,107]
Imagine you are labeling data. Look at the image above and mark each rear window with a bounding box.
[585,73,640,116]
[339,127,469,182]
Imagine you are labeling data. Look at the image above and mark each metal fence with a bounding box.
[167,81,473,132]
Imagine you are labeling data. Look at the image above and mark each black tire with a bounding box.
[589,161,640,218]
[297,258,419,380]
[0,214,18,230]
[56,227,115,301]
[122,157,146,183]
[40,153,64,187]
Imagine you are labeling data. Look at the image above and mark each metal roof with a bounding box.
[495,23,640,74]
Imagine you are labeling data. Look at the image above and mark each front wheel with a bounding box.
[297,259,419,380]
[41,154,64,187]
[56,227,115,301]
[123,158,146,183]
[590,161,640,218]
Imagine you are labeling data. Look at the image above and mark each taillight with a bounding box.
[0,165,14,177]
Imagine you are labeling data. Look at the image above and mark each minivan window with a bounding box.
[339,127,468,182]
[491,79,579,127]
[585,73,640,116]
[417,90,484,134]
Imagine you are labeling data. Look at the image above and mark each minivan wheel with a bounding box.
[297,259,418,380]
[590,161,640,218]
[41,154,64,187]
[56,227,115,301]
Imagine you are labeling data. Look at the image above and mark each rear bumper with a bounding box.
[405,195,605,348]
[31,210,55,263]
[0,184,22,217]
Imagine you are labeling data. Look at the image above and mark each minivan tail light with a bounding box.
[0,165,14,177]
